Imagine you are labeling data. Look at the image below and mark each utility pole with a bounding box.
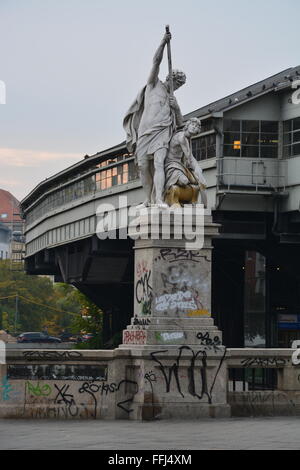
[14,294,19,334]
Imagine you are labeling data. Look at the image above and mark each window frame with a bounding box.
[223,119,279,159]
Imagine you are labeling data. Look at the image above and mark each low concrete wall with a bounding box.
[1,347,300,419]
[0,346,230,420]
[227,349,300,417]
[0,349,133,419]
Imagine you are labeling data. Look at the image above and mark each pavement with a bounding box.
[0,417,300,450]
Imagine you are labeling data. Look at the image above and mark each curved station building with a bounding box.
[21,66,300,348]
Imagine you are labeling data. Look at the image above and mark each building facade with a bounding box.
[0,222,10,260]
[0,189,25,266]
[21,66,300,348]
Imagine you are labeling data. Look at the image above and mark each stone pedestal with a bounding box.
[119,207,230,419]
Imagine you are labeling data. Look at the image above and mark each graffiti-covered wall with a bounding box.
[0,346,230,420]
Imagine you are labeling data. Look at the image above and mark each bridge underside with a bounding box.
[24,210,300,348]
[25,236,134,345]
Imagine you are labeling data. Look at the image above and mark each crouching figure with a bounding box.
[164,118,207,208]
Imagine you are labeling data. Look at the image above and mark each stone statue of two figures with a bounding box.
[123,28,207,209]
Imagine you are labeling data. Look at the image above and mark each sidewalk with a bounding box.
[0,417,300,450]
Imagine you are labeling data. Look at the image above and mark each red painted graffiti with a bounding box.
[123,330,147,345]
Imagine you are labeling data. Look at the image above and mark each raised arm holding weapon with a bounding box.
[123,27,186,207]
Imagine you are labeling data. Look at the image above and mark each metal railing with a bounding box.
[217,157,286,193]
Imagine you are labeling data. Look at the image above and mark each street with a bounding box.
[0,417,299,450]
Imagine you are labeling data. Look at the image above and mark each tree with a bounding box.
[0,260,103,348]
[70,292,103,349]
[0,261,80,334]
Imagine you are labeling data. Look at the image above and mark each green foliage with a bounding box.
[70,292,103,349]
[0,260,103,348]
[0,261,81,335]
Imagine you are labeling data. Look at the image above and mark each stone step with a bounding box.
[122,328,223,347]
[130,316,215,327]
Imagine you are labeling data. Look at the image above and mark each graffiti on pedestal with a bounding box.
[123,330,147,345]
[155,332,186,344]
[135,261,153,316]
[155,290,201,313]
[154,254,209,316]
[187,310,210,317]
[156,248,203,263]
[196,332,222,351]
[133,316,151,327]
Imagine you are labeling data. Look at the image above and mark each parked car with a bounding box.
[17,332,62,343]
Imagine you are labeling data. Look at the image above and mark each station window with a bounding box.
[192,134,216,161]
[84,218,90,234]
[84,175,96,195]
[128,161,139,181]
[283,118,300,157]
[95,159,138,191]
[223,119,278,158]
[123,163,129,184]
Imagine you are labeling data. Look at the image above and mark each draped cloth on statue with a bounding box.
[164,159,198,192]
[123,80,176,166]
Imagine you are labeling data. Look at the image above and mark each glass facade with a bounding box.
[223,120,279,158]
[26,154,138,225]
[192,134,216,161]
[283,118,300,157]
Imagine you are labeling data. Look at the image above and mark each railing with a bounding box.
[228,368,277,392]
[227,349,287,392]
[226,349,299,416]
[217,157,286,193]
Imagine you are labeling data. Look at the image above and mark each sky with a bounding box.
[0,0,300,201]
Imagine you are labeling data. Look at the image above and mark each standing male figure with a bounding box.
[123,31,186,207]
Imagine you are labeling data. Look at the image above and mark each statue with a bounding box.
[123,29,186,207]
[164,118,207,208]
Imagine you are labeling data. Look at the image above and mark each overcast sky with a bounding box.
[0,0,300,201]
